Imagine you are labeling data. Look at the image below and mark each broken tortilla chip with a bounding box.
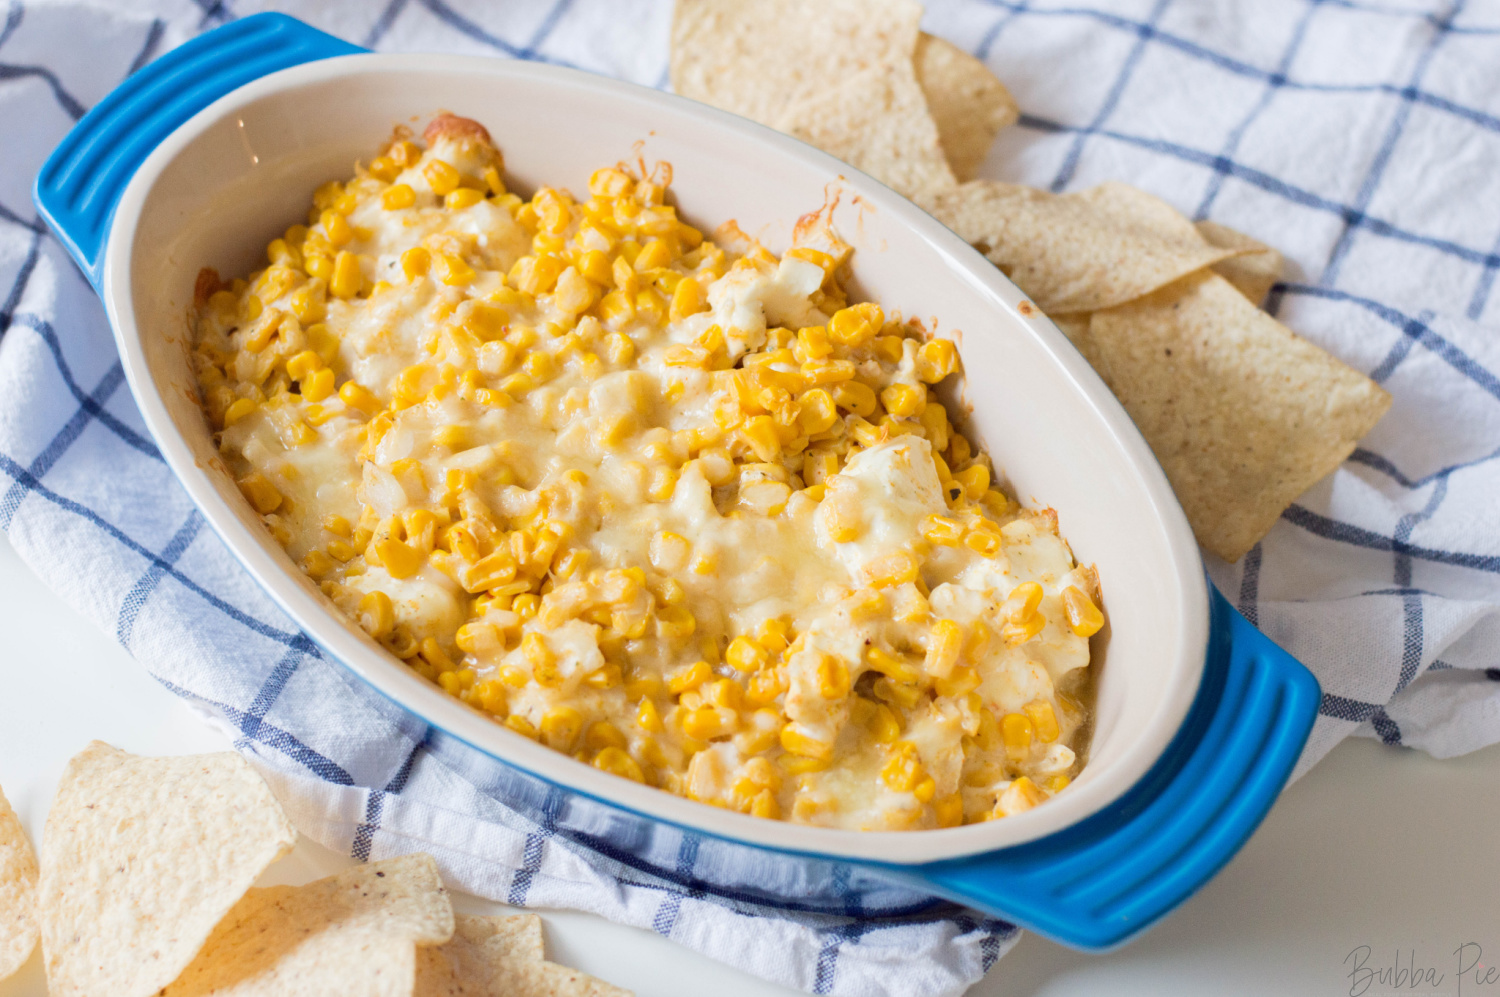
[913,34,1019,182]
[163,854,454,997]
[0,785,37,982]
[1196,219,1285,307]
[930,180,1242,314]
[777,61,957,205]
[416,914,630,997]
[1085,271,1391,561]
[37,742,297,997]
[670,0,922,127]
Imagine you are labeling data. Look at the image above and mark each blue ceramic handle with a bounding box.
[33,13,365,290]
[895,584,1320,950]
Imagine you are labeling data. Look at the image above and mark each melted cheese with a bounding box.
[192,128,1101,831]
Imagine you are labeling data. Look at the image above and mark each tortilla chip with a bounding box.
[670,0,922,127]
[930,180,1242,314]
[776,62,957,205]
[1195,219,1285,307]
[0,786,38,982]
[163,854,453,997]
[913,34,1018,182]
[416,914,630,997]
[1086,271,1391,561]
[1050,313,1093,355]
[37,742,297,997]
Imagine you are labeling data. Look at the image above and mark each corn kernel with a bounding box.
[864,551,918,589]
[924,619,964,679]
[301,367,335,403]
[222,397,257,427]
[683,706,737,741]
[920,514,963,547]
[446,187,484,210]
[285,349,321,383]
[668,659,712,694]
[828,303,882,346]
[865,646,922,685]
[916,339,958,383]
[998,776,1048,817]
[880,382,924,418]
[636,698,664,733]
[418,636,457,674]
[831,380,876,417]
[779,755,830,776]
[505,715,539,740]
[399,246,431,281]
[1001,713,1034,761]
[815,653,850,699]
[953,464,990,501]
[797,388,838,435]
[435,251,475,286]
[455,621,500,655]
[821,490,861,543]
[472,679,508,715]
[579,249,613,286]
[880,742,922,793]
[372,538,422,579]
[780,726,834,761]
[369,156,400,182]
[795,325,832,362]
[522,349,556,383]
[1001,581,1044,624]
[382,184,416,210]
[750,789,779,819]
[740,415,781,463]
[934,665,980,698]
[483,165,505,196]
[1062,585,1104,637]
[589,167,633,197]
[1003,616,1046,647]
[330,250,362,299]
[725,636,768,673]
[508,254,564,295]
[553,266,598,314]
[338,381,381,416]
[669,275,705,321]
[321,209,352,247]
[1024,700,1061,743]
[305,254,333,279]
[964,529,1001,557]
[584,720,628,752]
[423,158,461,196]
[540,705,584,751]
[356,591,394,639]
[237,473,282,514]
[593,746,645,782]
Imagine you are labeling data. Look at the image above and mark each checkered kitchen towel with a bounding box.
[2,1,1499,993]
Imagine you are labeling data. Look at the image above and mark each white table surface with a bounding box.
[2,529,1497,997]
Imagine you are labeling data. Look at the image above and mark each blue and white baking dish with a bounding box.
[34,14,1320,951]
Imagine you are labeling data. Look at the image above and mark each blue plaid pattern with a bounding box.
[2,1,1498,993]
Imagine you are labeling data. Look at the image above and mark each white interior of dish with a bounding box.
[105,54,1208,864]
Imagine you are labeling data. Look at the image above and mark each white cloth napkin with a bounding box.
[1,1,1497,994]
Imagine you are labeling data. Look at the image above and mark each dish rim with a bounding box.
[99,51,1210,865]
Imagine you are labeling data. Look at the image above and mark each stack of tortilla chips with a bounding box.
[0,744,628,996]
[672,0,1391,563]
